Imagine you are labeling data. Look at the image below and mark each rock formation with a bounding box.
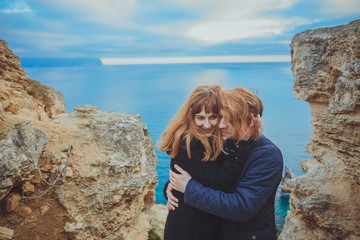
[0,39,162,239]
[280,166,294,193]
[0,121,48,200]
[279,20,360,240]
[55,105,158,239]
[0,40,65,123]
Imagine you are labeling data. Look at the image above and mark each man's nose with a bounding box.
[219,118,226,129]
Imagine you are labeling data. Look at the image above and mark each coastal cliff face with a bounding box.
[55,106,158,239]
[0,40,65,123]
[279,20,360,240]
[0,40,162,240]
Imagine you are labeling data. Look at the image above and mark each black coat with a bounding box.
[164,139,249,240]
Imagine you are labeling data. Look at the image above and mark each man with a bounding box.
[168,87,284,240]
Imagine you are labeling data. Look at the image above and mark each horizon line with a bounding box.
[100,55,291,65]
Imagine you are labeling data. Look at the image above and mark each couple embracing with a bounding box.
[158,86,283,240]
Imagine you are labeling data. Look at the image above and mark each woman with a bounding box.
[158,85,250,240]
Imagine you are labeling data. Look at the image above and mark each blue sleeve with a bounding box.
[174,140,249,192]
[184,145,283,222]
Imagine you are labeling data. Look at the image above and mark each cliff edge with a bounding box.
[0,40,163,240]
[279,20,360,240]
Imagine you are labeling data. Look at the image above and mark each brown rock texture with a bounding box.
[4,193,22,213]
[148,204,168,239]
[0,226,14,239]
[0,39,160,239]
[0,40,65,124]
[55,105,158,239]
[279,20,360,240]
[280,166,294,193]
[0,121,48,200]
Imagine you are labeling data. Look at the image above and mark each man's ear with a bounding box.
[249,119,255,127]
[251,114,261,127]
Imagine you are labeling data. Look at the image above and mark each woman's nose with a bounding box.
[203,119,211,128]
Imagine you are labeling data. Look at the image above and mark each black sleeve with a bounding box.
[172,139,250,192]
[163,179,170,200]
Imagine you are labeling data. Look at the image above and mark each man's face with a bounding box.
[219,110,234,140]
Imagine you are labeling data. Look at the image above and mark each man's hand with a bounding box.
[166,182,179,210]
[169,164,192,193]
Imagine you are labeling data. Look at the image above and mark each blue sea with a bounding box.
[21,58,313,228]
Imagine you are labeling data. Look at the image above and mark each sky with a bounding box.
[0,0,359,59]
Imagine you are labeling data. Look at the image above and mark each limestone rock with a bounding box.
[40,203,51,215]
[280,20,360,240]
[30,171,42,184]
[0,226,14,240]
[17,206,32,217]
[22,181,35,195]
[0,39,65,124]
[58,165,73,178]
[4,193,22,213]
[299,158,320,172]
[148,204,168,239]
[0,39,159,240]
[280,166,294,193]
[54,105,158,240]
[0,121,48,200]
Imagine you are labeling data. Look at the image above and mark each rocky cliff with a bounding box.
[0,40,164,240]
[0,40,65,123]
[279,20,360,240]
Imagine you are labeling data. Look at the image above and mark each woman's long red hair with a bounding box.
[158,85,222,161]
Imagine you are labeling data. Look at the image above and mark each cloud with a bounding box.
[2,0,355,58]
[277,40,291,45]
[148,0,308,44]
[30,0,138,28]
[20,0,305,42]
[8,0,308,45]
[186,18,291,44]
[5,29,82,52]
[0,0,31,13]
[320,0,360,15]
[168,0,300,14]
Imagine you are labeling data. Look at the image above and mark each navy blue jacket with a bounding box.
[184,136,283,240]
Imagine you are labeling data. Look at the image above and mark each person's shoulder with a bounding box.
[249,135,283,162]
[251,135,280,151]
[179,137,203,150]
[190,138,205,154]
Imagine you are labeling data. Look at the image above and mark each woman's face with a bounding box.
[194,107,218,137]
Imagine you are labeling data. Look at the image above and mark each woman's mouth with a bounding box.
[202,128,213,133]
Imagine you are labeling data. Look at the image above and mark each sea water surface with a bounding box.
[21,58,313,227]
